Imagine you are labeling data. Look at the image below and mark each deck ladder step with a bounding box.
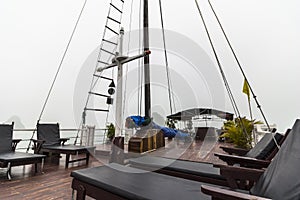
[100,48,115,55]
[85,108,109,112]
[89,92,109,98]
[110,3,122,13]
[98,60,109,65]
[102,39,118,46]
[93,74,114,81]
[107,17,121,24]
[105,25,119,35]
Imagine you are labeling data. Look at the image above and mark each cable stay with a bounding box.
[26,0,88,151]
[194,0,249,137]
[207,0,280,148]
[122,0,135,126]
[207,0,270,130]
[158,0,176,115]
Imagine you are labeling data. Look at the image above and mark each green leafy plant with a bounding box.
[106,123,115,141]
[221,117,262,149]
[165,118,177,129]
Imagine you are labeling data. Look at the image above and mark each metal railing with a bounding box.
[12,128,107,152]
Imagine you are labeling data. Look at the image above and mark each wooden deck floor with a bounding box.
[0,156,105,200]
[0,140,230,200]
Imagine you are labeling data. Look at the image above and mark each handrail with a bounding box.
[12,128,108,151]
[13,128,107,131]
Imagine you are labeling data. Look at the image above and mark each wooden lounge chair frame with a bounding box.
[32,123,95,168]
[0,123,45,180]
[215,130,289,168]
[201,119,300,200]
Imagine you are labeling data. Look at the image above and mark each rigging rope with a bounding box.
[138,0,143,116]
[122,0,135,127]
[158,0,176,115]
[194,0,248,136]
[27,0,88,152]
[207,0,280,149]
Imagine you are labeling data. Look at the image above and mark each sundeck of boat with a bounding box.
[1,0,296,199]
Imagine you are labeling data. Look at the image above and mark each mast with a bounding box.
[144,0,151,118]
[114,28,125,137]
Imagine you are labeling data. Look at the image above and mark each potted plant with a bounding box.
[106,123,115,142]
[220,117,262,149]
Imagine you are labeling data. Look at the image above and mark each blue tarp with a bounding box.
[128,116,189,139]
[130,116,147,126]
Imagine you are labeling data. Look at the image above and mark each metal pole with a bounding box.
[115,28,125,137]
[144,0,151,118]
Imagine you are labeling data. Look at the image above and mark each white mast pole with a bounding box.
[115,27,125,137]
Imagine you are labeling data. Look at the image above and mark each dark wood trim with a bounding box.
[220,146,249,156]
[71,178,126,200]
[201,185,271,200]
[214,153,270,168]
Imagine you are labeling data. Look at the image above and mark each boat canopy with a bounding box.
[167,108,234,121]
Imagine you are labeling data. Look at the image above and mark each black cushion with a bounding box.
[246,132,283,159]
[42,145,95,151]
[251,119,300,199]
[0,152,45,162]
[37,123,61,146]
[0,124,14,153]
[129,156,225,181]
[71,163,211,200]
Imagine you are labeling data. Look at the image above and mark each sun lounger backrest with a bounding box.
[246,132,283,159]
[251,119,300,199]
[37,123,61,146]
[0,123,14,153]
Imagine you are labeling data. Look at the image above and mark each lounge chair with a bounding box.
[201,119,300,200]
[0,123,45,180]
[127,131,286,186]
[32,123,95,168]
[215,130,289,168]
[219,128,279,156]
[71,163,214,200]
[69,128,292,199]
[71,161,268,200]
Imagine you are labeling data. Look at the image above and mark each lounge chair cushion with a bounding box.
[37,123,61,146]
[129,156,225,181]
[246,132,283,159]
[42,145,95,152]
[0,152,45,162]
[71,163,211,200]
[251,119,300,199]
[0,124,13,153]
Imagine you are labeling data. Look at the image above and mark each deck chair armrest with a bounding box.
[214,153,270,168]
[220,146,249,156]
[31,139,45,153]
[12,139,22,151]
[201,185,271,200]
[59,138,69,145]
[219,165,264,190]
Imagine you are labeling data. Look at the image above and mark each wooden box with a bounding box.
[128,129,165,153]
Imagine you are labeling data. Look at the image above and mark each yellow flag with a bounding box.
[243,79,250,101]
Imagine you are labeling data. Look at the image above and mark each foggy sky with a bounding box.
[0,0,299,132]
